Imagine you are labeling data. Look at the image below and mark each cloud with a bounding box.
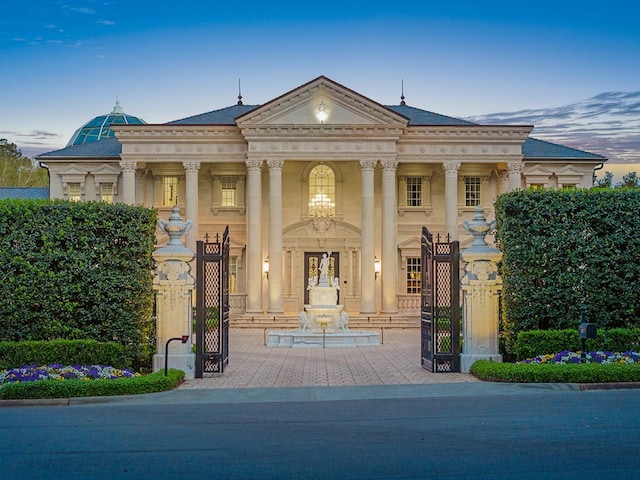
[466,91,640,163]
[97,19,115,26]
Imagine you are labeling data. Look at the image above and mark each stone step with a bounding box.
[229,315,419,329]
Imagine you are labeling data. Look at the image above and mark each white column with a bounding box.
[507,162,524,191]
[380,159,398,314]
[267,159,284,314]
[119,160,137,205]
[360,159,377,314]
[245,159,263,313]
[443,161,461,240]
[183,161,200,251]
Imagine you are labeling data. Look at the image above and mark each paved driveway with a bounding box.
[179,328,478,389]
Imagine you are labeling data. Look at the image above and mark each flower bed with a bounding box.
[0,364,139,385]
[520,350,640,365]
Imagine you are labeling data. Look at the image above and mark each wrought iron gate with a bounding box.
[421,227,461,372]
[195,227,230,377]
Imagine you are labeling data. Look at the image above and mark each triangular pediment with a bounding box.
[524,164,553,176]
[236,76,408,127]
[556,164,583,176]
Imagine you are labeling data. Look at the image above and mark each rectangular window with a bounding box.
[465,177,481,207]
[406,177,422,207]
[162,176,179,207]
[100,183,113,203]
[229,257,237,294]
[530,184,544,190]
[68,183,81,202]
[406,257,422,294]
[562,184,576,190]
[221,176,237,207]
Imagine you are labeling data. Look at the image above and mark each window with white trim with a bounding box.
[100,183,113,203]
[465,177,481,207]
[406,257,422,294]
[221,176,237,207]
[308,164,335,217]
[406,177,422,207]
[69,183,81,202]
[162,176,179,207]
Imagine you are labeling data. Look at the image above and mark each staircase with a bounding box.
[230,313,419,329]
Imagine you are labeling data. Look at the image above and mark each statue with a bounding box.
[339,310,349,331]
[298,310,311,331]
[318,251,331,285]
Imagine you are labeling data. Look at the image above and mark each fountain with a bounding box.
[267,251,380,347]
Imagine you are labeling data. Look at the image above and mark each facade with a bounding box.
[38,76,606,320]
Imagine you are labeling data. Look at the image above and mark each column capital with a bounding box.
[380,159,398,172]
[245,159,263,172]
[507,162,524,174]
[359,159,377,172]
[266,159,284,172]
[442,161,461,175]
[119,160,137,173]
[183,161,201,173]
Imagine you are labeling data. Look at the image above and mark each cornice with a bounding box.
[400,125,533,140]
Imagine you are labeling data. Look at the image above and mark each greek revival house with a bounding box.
[38,76,606,320]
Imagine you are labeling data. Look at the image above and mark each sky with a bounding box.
[1,1,638,178]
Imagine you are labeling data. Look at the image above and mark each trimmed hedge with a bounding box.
[495,189,640,355]
[470,360,640,383]
[0,199,157,369]
[0,340,131,370]
[0,369,185,400]
[514,328,640,360]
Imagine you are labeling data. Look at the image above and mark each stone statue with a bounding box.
[318,251,331,284]
[339,310,349,331]
[298,310,311,331]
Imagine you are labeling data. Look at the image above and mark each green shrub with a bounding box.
[0,199,157,369]
[0,369,185,400]
[471,360,640,383]
[514,328,640,360]
[494,189,640,356]
[0,340,131,369]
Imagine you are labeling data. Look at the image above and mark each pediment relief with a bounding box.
[236,76,408,127]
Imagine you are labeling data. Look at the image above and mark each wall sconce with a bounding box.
[315,101,329,123]
[374,256,381,279]
[263,257,269,279]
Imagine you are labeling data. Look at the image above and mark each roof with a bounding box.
[38,136,123,159]
[168,105,260,125]
[67,100,146,146]
[0,187,50,199]
[386,105,477,126]
[522,137,606,161]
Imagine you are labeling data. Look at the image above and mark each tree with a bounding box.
[616,171,640,189]
[594,171,614,188]
[0,139,48,187]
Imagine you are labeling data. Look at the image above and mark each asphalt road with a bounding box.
[1,384,639,479]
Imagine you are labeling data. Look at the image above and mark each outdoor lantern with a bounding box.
[579,323,597,339]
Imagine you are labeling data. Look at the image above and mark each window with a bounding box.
[69,183,81,202]
[406,177,422,207]
[407,257,421,294]
[529,184,545,190]
[221,176,237,207]
[100,183,113,203]
[228,257,237,294]
[308,165,335,217]
[562,184,576,190]
[465,177,481,207]
[162,176,179,207]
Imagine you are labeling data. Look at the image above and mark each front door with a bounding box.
[304,252,339,304]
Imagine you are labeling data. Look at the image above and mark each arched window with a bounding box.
[308,164,335,217]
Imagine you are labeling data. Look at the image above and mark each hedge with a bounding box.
[494,188,640,354]
[0,369,185,400]
[470,360,640,383]
[0,200,157,369]
[515,328,640,360]
[0,340,131,370]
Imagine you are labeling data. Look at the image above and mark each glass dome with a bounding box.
[67,99,146,146]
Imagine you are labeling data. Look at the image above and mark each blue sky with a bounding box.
[1,1,638,173]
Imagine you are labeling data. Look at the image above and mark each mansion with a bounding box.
[38,76,606,319]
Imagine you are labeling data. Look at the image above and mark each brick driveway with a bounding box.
[179,328,478,389]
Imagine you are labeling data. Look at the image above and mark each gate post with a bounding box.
[152,206,196,379]
[459,207,503,373]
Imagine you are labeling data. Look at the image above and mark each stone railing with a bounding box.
[396,294,421,315]
[229,294,246,314]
